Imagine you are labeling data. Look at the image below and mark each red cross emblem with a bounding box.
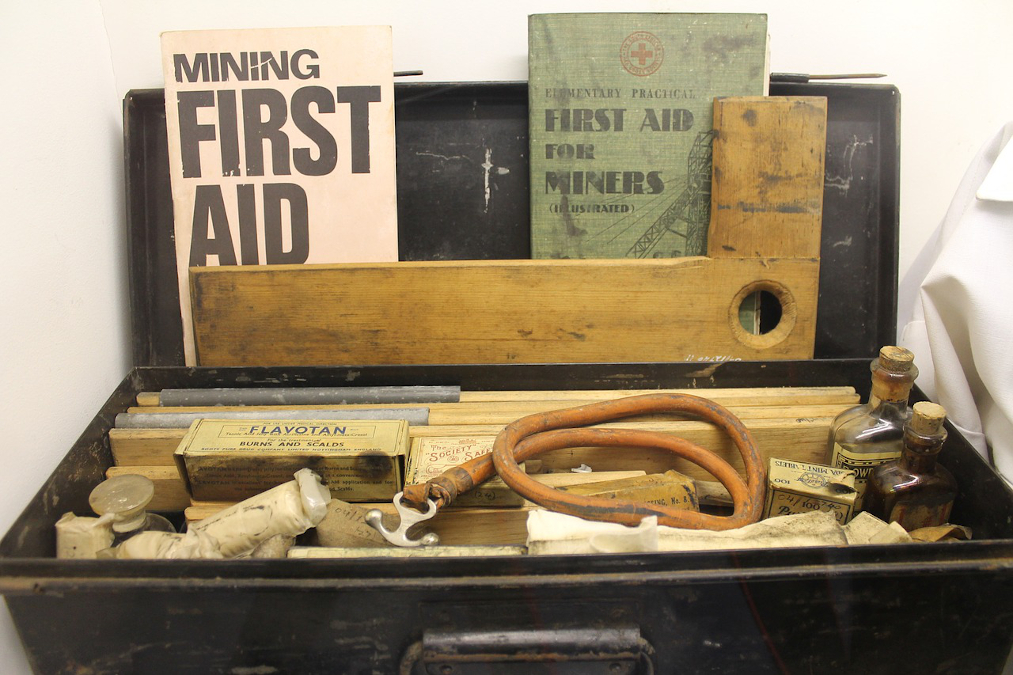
[631,43,653,66]
[620,32,664,76]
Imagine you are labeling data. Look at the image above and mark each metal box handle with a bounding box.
[400,625,655,674]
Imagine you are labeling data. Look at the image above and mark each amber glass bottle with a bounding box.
[827,346,917,508]
[864,401,957,530]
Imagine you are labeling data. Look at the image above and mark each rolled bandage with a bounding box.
[191,468,331,558]
[56,513,114,559]
[250,535,296,559]
[109,529,224,560]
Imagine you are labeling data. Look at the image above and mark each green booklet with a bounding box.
[529,13,768,259]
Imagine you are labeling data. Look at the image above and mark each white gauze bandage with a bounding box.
[55,512,114,559]
[191,468,331,558]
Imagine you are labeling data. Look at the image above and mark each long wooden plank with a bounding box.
[125,402,850,428]
[110,415,836,480]
[135,386,859,409]
[709,96,827,259]
[408,418,832,483]
[190,257,819,366]
[457,387,857,404]
[407,416,834,439]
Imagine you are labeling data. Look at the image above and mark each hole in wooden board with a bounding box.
[738,290,784,335]
[729,281,797,350]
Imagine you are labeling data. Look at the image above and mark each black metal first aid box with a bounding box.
[2,81,1013,674]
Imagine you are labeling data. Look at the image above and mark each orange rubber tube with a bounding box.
[402,393,766,531]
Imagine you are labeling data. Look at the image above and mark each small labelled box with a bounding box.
[406,437,649,508]
[763,457,858,524]
[560,470,699,512]
[174,419,409,502]
[407,437,513,507]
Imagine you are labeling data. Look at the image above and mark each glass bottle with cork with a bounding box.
[864,401,957,529]
[827,345,918,508]
[88,474,176,546]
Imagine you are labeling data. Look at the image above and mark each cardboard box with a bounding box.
[763,457,858,524]
[174,419,409,502]
[560,470,699,511]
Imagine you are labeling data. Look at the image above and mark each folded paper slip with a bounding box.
[526,510,912,555]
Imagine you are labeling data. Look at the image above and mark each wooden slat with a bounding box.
[125,402,851,427]
[409,417,833,483]
[110,429,186,466]
[136,392,160,406]
[105,466,189,512]
[190,257,819,366]
[709,96,827,259]
[109,402,850,466]
[111,415,836,483]
[456,387,857,404]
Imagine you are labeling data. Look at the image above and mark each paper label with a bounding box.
[830,443,900,506]
[176,419,408,502]
[890,501,953,531]
[765,490,854,524]
[763,457,857,523]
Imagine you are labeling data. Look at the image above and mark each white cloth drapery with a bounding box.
[900,122,1013,483]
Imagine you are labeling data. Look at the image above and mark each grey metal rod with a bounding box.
[115,408,430,429]
[157,386,459,407]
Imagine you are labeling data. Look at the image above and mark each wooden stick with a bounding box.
[110,405,845,466]
[111,415,836,483]
[110,429,187,466]
[459,386,857,404]
[105,466,189,512]
[407,418,835,483]
[123,402,851,428]
[136,392,160,407]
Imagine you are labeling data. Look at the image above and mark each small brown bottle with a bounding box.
[864,401,958,530]
[827,346,918,507]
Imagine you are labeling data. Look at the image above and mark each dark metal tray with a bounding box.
[125,82,899,367]
[2,362,1013,674]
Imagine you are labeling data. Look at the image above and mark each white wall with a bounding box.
[1,1,1011,671]
[0,3,128,672]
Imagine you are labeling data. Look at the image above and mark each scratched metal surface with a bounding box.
[3,363,1013,673]
[124,82,898,367]
[5,566,1013,673]
[394,83,530,262]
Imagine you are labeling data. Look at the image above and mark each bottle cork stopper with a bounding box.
[879,346,915,372]
[89,474,155,532]
[911,401,947,435]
